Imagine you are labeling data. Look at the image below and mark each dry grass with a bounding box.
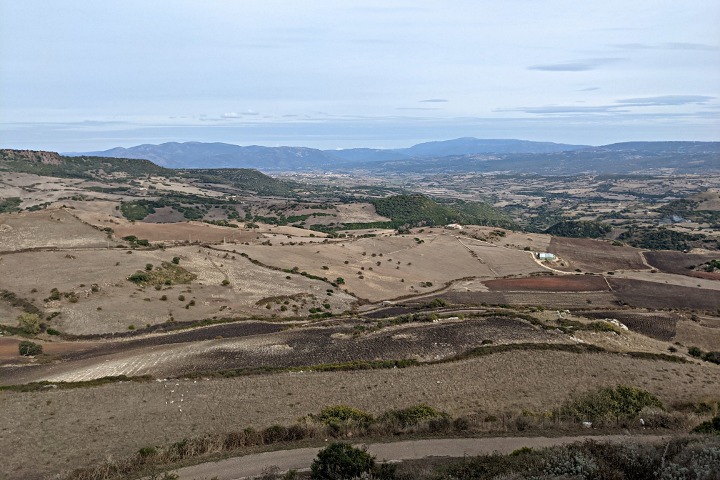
[0,350,718,479]
[0,208,110,252]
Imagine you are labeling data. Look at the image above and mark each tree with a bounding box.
[310,442,395,480]
[17,313,41,335]
[310,443,374,480]
[19,340,42,356]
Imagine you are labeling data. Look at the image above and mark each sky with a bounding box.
[1,0,719,152]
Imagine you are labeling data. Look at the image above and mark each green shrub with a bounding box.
[689,346,703,358]
[692,415,720,435]
[317,405,373,425]
[561,385,663,421]
[17,312,41,334]
[19,340,42,356]
[128,272,150,284]
[379,404,447,427]
[310,443,388,480]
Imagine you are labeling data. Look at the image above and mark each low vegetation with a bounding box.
[127,262,197,286]
[618,226,720,251]
[61,388,716,480]
[18,340,42,356]
[545,220,611,238]
[370,194,514,229]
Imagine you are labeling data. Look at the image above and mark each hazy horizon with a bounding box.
[1,1,719,152]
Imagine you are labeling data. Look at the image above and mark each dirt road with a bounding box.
[176,434,667,479]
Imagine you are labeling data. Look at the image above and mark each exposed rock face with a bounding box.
[0,149,64,165]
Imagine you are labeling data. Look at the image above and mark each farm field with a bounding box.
[1,315,568,385]
[548,237,649,273]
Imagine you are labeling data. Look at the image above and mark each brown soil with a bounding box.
[549,237,648,273]
[485,275,609,292]
[644,251,720,280]
[608,278,720,310]
[436,291,619,309]
[113,222,260,243]
[0,208,110,252]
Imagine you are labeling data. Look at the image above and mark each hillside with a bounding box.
[0,149,293,196]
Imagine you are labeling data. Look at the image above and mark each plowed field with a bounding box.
[549,237,648,273]
[485,275,609,292]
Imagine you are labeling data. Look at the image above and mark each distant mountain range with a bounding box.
[65,138,720,174]
[65,138,589,170]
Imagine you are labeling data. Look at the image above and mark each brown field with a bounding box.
[581,310,680,341]
[1,316,567,385]
[333,202,390,223]
[549,237,648,273]
[112,221,260,243]
[432,290,620,309]
[485,275,609,292]
[0,245,356,335]
[1,350,718,480]
[644,250,720,280]
[674,316,720,352]
[0,208,111,252]
[608,278,720,310]
[233,232,544,302]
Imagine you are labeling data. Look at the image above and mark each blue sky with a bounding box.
[1,0,719,151]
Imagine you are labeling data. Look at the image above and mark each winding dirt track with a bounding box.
[176,434,668,479]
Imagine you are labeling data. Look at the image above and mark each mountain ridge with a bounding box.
[58,138,720,174]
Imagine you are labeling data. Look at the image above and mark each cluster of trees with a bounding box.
[545,220,611,239]
[618,226,719,251]
[370,194,514,229]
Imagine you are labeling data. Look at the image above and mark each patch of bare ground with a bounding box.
[112,221,259,243]
[485,275,609,292]
[58,199,127,227]
[0,208,110,252]
[674,316,720,352]
[549,237,648,273]
[608,278,720,310]
[333,202,390,223]
[1,350,718,480]
[260,225,328,237]
[436,291,619,309]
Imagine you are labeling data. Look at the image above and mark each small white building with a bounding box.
[446,223,463,230]
[537,252,556,260]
